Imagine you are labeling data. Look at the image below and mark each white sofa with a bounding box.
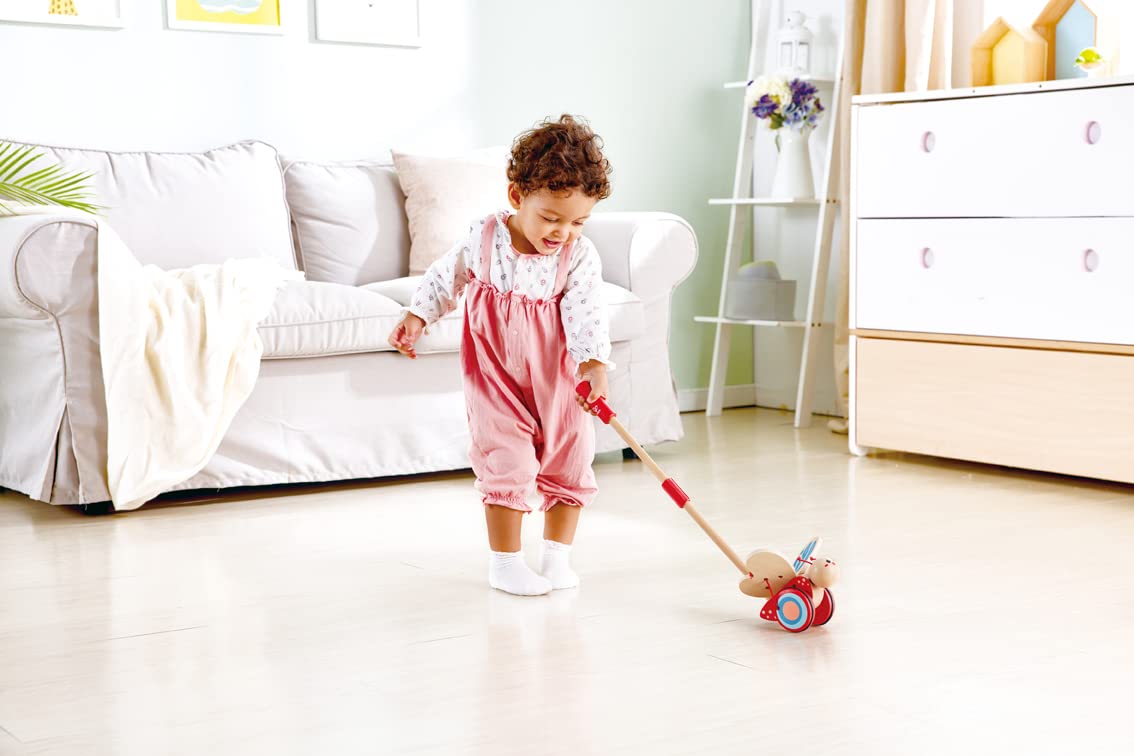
[0,140,697,511]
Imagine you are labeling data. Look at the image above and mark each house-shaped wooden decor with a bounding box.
[971,17,1048,87]
[1033,0,1119,79]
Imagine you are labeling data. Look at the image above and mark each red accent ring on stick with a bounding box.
[662,478,689,508]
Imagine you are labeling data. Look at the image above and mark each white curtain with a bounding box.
[832,0,953,426]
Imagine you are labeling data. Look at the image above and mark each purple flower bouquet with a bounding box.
[749,76,825,132]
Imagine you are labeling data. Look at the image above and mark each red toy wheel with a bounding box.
[813,589,835,627]
[774,588,814,633]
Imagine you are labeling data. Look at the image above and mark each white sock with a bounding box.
[488,551,551,596]
[540,539,580,590]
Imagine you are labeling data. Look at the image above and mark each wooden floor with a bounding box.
[2,408,1132,755]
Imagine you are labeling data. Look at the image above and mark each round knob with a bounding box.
[1086,121,1102,145]
[920,247,934,269]
[1084,248,1100,272]
[921,131,936,153]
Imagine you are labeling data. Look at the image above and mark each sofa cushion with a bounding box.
[362,278,465,354]
[392,150,509,275]
[259,281,403,360]
[365,277,645,345]
[3,139,295,271]
[260,275,645,361]
[602,283,646,343]
[282,159,410,286]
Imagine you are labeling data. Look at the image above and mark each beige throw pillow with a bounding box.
[283,159,410,286]
[392,149,509,275]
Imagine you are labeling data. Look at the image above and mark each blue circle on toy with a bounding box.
[776,591,810,631]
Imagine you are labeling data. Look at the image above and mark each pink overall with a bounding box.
[462,215,597,513]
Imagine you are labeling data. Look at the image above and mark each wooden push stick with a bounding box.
[576,382,751,577]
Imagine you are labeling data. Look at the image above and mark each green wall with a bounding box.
[467,0,753,390]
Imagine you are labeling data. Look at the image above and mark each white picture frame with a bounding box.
[0,0,123,29]
[165,0,284,36]
[315,0,422,48]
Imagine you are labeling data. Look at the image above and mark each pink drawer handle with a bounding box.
[1084,248,1100,272]
[921,131,936,153]
[1086,121,1102,145]
[920,247,934,269]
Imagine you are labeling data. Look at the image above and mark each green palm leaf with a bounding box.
[0,143,99,216]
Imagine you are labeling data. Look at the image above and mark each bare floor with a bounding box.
[1,408,1131,755]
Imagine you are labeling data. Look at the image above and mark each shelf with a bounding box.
[724,76,836,89]
[709,197,825,207]
[695,316,829,328]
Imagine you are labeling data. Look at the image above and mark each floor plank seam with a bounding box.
[0,723,22,744]
[707,654,753,670]
[95,625,207,643]
[410,633,473,646]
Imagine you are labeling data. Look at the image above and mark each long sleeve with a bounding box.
[560,237,614,369]
[408,235,473,326]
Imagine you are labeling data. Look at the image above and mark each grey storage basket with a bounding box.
[724,261,796,321]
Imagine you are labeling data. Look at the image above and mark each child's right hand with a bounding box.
[388,313,426,359]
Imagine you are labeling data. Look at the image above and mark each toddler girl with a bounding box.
[387,115,613,596]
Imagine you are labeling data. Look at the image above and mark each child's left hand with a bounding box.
[576,361,609,414]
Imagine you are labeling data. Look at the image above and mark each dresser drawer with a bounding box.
[854,338,1134,483]
[854,218,1134,344]
[855,85,1134,218]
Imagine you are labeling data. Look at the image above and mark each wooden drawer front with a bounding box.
[855,218,1134,345]
[855,85,1134,218]
[854,338,1134,483]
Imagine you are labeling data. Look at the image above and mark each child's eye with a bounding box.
[542,216,556,223]
[573,221,584,227]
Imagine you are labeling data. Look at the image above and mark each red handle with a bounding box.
[575,381,615,424]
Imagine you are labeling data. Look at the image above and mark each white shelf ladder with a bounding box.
[699,0,846,428]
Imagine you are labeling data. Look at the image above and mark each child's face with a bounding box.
[507,185,598,255]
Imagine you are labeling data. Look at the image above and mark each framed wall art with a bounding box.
[0,0,123,29]
[315,0,421,48]
[166,0,283,35]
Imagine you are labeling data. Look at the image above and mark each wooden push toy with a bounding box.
[577,382,840,632]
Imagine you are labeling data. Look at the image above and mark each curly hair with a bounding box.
[507,115,612,200]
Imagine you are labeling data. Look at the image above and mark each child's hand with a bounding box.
[388,313,426,359]
[576,361,609,414]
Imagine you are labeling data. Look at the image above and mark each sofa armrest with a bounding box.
[584,212,698,302]
[0,213,100,317]
[0,213,108,505]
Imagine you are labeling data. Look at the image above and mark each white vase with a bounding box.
[771,127,815,200]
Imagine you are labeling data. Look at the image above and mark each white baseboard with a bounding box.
[678,384,756,413]
[678,384,841,416]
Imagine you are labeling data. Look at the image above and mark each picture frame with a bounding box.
[0,0,123,29]
[315,0,421,48]
[165,0,283,36]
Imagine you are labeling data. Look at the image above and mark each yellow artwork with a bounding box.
[168,0,282,34]
[49,0,78,16]
[1,0,121,27]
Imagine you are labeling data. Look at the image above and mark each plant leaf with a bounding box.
[0,142,99,215]
[0,145,36,179]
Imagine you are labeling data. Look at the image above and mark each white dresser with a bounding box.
[849,77,1134,484]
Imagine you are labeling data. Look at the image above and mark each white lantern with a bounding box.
[778,11,813,74]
